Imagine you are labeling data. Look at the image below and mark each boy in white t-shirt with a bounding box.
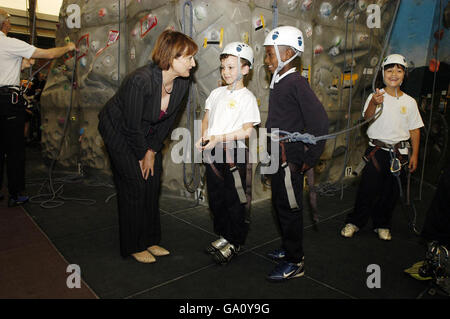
[195,42,261,264]
[341,54,424,241]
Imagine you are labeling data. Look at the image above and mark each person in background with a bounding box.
[0,57,34,201]
[0,9,76,207]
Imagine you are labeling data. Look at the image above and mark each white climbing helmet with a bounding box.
[221,42,254,69]
[263,26,304,89]
[263,25,304,53]
[382,54,408,69]
[381,54,408,86]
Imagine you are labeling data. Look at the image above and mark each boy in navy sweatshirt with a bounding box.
[263,26,329,281]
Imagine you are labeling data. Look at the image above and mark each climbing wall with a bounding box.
[40,0,398,201]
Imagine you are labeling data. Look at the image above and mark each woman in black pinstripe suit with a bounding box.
[98,30,198,263]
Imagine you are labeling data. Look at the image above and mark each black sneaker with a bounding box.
[212,243,240,265]
[267,259,305,282]
[205,236,228,255]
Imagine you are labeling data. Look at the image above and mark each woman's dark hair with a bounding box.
[152,29,198,70]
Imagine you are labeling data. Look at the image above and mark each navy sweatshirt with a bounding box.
[266,71,329,167]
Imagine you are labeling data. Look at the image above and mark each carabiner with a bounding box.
[11,91,19,105]
[390,157,401,174]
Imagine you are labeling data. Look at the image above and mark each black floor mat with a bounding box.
[13,144,447,299]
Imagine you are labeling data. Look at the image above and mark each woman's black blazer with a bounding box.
[98,62,190,160]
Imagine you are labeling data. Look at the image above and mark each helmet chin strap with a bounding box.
[270,45,299,89]
[230,55,243,93]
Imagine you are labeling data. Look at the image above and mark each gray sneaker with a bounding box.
[374,228,392,241]
[205,236,228,255]
[212,243,240,265]
[341,223,359,238]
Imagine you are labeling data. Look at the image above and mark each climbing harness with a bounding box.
[3,58,53,109]
[359,138,420,234]
[279,142,299,210]
[205,144,253,222]
[206,145,250,206]
[0,86,22,106]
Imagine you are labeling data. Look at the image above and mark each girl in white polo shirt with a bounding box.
[195,42,260,264]
[341,54,424,241]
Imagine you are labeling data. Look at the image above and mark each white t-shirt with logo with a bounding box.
[363,92,424,154]
[0,31,36,87]
[205,86,261,147]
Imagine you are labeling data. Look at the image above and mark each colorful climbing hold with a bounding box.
[140,14,157,38]
[99,8,107,17]
[429,58,440,72]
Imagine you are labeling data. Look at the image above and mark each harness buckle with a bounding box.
[229,165,238,173]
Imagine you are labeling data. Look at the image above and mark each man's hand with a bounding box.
[66,42,77,52]
[139,149,155,180]
[21,58,35,70]
[32,42,77,60]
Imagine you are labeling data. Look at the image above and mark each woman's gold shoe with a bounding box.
[132,251,156,263]
[147,245,170,256]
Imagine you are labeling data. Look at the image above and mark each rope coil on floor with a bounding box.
[28,50,99,209]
